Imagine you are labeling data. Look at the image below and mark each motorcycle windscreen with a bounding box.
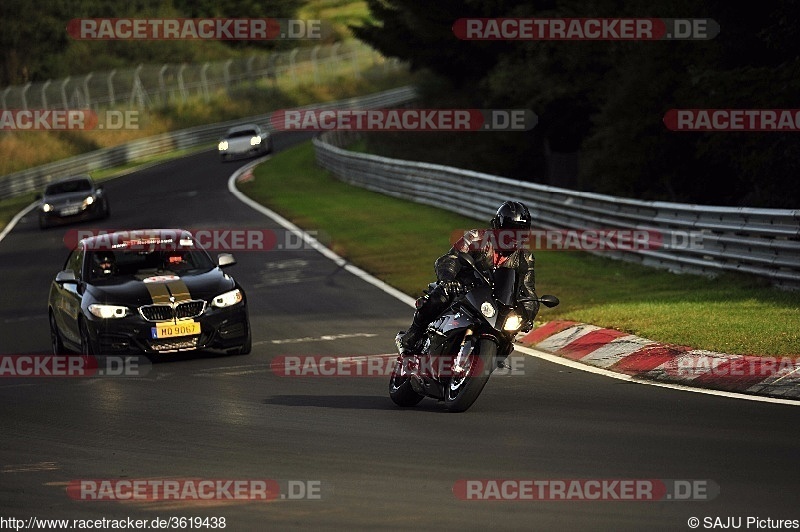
[493,267,518,307]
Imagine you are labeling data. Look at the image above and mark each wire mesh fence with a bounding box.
[0,41,400,111]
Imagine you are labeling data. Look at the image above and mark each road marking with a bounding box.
[2,462,60,473]
[257,332,378,345]
[0,201,38,244]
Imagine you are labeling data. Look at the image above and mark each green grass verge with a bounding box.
[0,194,37,230]
[238,141,800,356]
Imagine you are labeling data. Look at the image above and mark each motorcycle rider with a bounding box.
[397,200,540,355]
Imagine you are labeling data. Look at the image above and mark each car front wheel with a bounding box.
[79,319,97,357]
[49,311,66,356]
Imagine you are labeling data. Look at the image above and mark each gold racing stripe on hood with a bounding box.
[166,279,192,302]
[144,281,171,304]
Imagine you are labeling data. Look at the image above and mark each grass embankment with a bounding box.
[0,68,412,227]
[238,142,800,356]
[0,67,412,178]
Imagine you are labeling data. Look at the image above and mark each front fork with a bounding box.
[452,329,475,374]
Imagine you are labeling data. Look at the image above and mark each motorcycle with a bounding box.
[390,251,559,412]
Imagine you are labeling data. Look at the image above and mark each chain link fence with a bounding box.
[1,41,400,111]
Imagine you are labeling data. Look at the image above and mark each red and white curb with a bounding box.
[519,321,800,399]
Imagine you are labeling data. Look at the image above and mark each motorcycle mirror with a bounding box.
[538,294,560,308]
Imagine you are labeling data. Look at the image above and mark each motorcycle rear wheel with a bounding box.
[444,339,497,412]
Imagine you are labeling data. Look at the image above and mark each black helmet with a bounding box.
[490,201,531,255]
[491,201,531,231]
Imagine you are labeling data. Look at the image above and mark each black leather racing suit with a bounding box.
[406,229,540,341]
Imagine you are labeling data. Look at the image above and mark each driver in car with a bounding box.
[397,200,540,356]
[92,251,117,278]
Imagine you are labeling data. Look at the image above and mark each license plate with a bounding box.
[59,207,80,216]
[151,321,200,339]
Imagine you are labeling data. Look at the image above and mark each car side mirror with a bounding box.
[55,270,78,284]
[218,253,236,268]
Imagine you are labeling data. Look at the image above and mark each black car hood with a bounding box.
[87,269,236,307]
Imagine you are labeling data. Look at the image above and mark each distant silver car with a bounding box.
[38,175,110,230]
[218,124,273,161]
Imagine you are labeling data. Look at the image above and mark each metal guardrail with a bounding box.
[313,133,800,289]
[0,86,417,200]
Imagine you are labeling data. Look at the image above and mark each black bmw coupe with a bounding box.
[48,229,251,357]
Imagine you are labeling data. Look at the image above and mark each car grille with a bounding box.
[139,300,206,322]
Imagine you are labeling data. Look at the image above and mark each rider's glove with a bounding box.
[439,280,461,297]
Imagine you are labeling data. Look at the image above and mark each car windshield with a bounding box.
[88,246,215,281]
[45,179,92,195]
[227,129,258,138]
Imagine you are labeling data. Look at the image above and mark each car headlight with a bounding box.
[250,136,262,146]
[42,203,53,212]
[503,312,524,331]
[83,195,95,207]
[88,304,129,319]
[218,140,229,151]
[212,289,243,308]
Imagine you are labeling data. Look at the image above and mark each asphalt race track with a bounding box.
[1,134,798,531]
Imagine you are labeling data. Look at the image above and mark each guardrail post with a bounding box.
[177,64,187,103]
[330,42,341,76]
[352,46,361,79]
[200,62,210,102]
[131,64,145,108]
[289,48,299,85]
[223,59,233,94]
[107,70,116,106]
[266,54,277,89]
[311,45,321,85]
[246,55,256,83]
[41,80,51,109]
[60,77,70,109]
[83,73,93,109]
[158,64,168,104]
[21,82,32,110]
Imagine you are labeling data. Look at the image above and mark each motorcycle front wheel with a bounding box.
[444,338,497,412]
[388,357,425,407]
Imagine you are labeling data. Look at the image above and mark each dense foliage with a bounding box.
[354,0,800,207]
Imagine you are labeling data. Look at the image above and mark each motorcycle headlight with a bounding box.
[250,136,262,146]
[218,140,229,151]
[503,312,523,331]
[42,203,53,212]
[82,195,95,207]
[212,289,243,308]
[88,304,129,319]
